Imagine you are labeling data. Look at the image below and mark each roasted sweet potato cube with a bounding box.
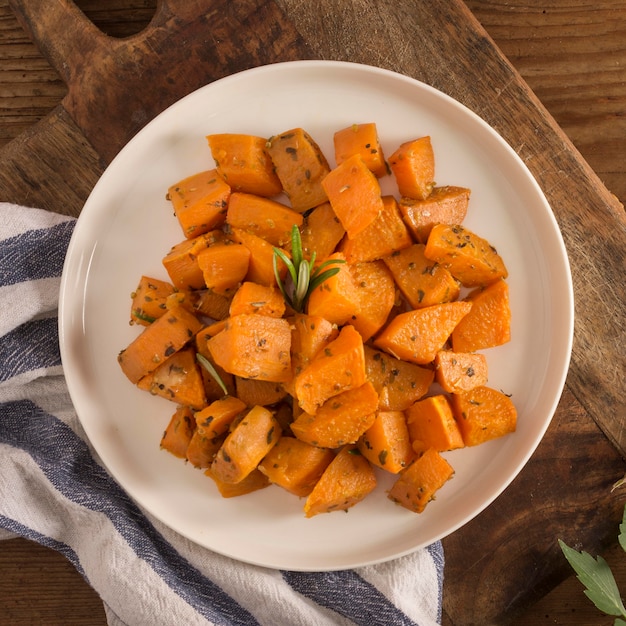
[348,261,396,342]
[196,241,250,296]
[207,133,282,197]
[162,231,225,290]
[206,467,271,498]
[358,410,414,474]
[406,395,465,454]
[186,431,226,469]
[234,377,288,407]
[340,195,412,263]
[322,154,385,238]
[230,227,289,287]
[300,202,346,262]
[388,136,435,200]
[136,346,207,410]
[364,346,434,411]
[451,279,511,352]
[388,448,454,513]
[207,314,292,383]
[160,406,196,459]
[258,436,335,497]
[304,446,377,517]
[229,281,286,318]
[117,304,203,384]
[383,243,460,309]
[306,252,361,326]
[168,169,230,238]
[291,381,379,449]
[424,223,508,287]
[334,122,388,178]
[194,396,247,439]
[226,192,303,247]
[266,128,331,212]
[294,324,366,414]
[373,301,472,365]
[399,185,470,243]
[450,386,517,446]
[434,350,488,393]
[210,405,282,483]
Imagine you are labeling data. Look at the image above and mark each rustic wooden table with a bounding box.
[0,1,625,625]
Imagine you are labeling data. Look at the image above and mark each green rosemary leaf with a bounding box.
[290,224,303,268]
[196,353,229,396]
[308,266,341,292]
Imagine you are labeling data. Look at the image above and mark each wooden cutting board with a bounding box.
[3,1,625,624]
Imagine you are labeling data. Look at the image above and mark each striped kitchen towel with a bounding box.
[0,203,444,626]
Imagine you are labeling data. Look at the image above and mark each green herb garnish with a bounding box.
[559,504,626,624]
[196,353,229,396]
[272,225,345,313]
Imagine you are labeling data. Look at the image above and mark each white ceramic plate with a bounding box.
[59,60,573,571]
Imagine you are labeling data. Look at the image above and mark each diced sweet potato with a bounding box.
[207,314,292,383]
[162,231,225,290]
[424,224,508,287]
[234,377,288,407]
[206,467,271,498]
[388,136,435,200]
[118,304,203,384]
[406,395,465,454]
[388,448,454,514]
[306,252,361,326]
[207,133,282,197]
[364,346,434,411]
[339,195,413,263]
[348,261,396,342]
[130,275,183,326]
[160,406,196,459]
[450,386,517,446]
[289,313,339,381]
[194,396,247,439]
[186,431,225,469]
[230,227,288,287]
[229,281,286,318]
[194,289,232,321]
[373,301,472,365]
[304,446,377,517]
[451,279,511,352]
[210,405,282,483]
[358,410,414,474]
[334,122,388,178]
[322,154,385,238]
[294,324,366,415]
[299,202,346,261]
[196,240,250,296]
[291,381,379,449]
[266,128,331,212]
[258,436,335,497]
[399,186,470,243]
[136,346,207,409]
[434,350,488,393]
[195,327,237,400]
[226,192,303,247]
[383,243,460,309]
[167,169,230,238]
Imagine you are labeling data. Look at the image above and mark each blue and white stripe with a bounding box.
[0,203,443,626]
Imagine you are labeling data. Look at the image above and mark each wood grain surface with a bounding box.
[0,1,625,625]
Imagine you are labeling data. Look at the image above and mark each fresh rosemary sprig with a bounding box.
[272,225,345,313]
